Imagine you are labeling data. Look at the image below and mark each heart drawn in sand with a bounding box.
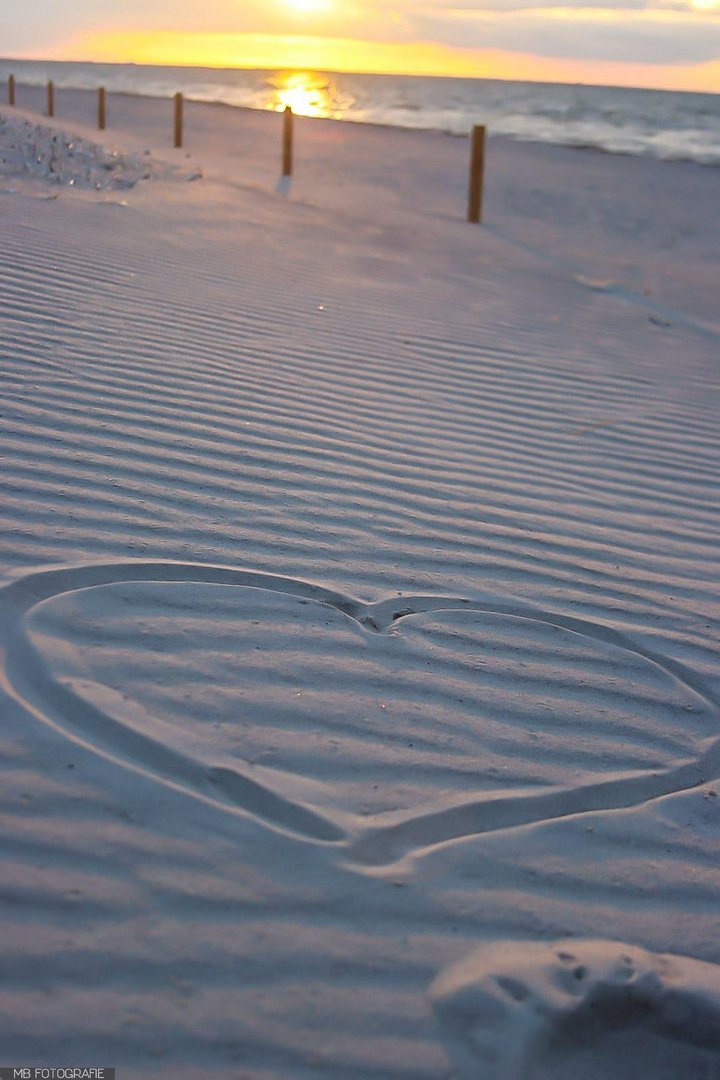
[3,563,719,866]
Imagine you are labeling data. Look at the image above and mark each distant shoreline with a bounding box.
[1,57,718,165]
[2,55,717,97]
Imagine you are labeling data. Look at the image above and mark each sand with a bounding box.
[0,84,719,1079]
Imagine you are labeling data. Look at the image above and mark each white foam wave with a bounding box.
[1,59,718,165]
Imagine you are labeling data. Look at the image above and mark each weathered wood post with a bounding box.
[282,105,293,177]
[8,74,15,106]
[174,92,183,148]
[47,80,55,118]
[467,124,486,224]
[98,87,106,131]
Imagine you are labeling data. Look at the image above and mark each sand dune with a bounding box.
[0,88,719,1077]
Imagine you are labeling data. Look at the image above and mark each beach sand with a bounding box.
[0,86,719,1078]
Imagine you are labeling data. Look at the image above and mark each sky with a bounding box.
[4,0,720,91]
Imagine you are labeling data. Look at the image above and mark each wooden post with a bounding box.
[282,105,293,177]
[467,124,486,224]
[174,92,183,148]
[8,74,15,106]
[98,86,106,131]
[47,80,55,118]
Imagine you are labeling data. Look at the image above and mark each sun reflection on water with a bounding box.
[269,71,352,118]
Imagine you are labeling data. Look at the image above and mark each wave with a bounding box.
[1,57,718,165]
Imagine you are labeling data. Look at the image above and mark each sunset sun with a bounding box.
[283,0,331,12]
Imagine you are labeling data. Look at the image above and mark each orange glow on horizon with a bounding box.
[32,28,720,94]
[42,30,497,77]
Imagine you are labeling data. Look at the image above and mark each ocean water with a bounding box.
[1,58,718,165]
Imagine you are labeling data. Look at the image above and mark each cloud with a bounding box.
[413,0,651,9]
[4,0,403,53]
[5,0,720,72]
[409,7,720,63]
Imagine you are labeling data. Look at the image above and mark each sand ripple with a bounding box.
[2,562,718,870]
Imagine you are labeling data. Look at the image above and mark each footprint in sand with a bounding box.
[431,939,720,1080]
[1,561,719,865]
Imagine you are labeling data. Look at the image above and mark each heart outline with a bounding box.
[1,560,718,868]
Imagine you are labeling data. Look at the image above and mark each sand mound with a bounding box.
[0,112,153,190]
[0,111,202,191]
[432,938,720,1080]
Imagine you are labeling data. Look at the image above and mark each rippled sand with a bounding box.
[0,88,719,1078]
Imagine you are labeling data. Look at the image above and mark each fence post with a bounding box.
[467,124,486,224]
[282,105,293,177]
[47,80,55,118]
[98,87,106,131]
[8,74,15,106]
[174,92,183,148]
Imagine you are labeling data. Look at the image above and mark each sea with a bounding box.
[1,58,718,165]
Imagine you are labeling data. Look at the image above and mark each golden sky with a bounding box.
[8,0,720,92]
